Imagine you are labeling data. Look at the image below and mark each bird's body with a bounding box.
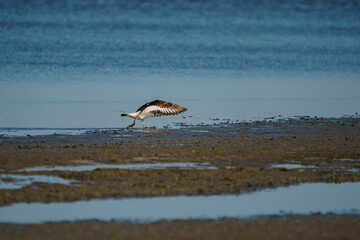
[121,100,187,128]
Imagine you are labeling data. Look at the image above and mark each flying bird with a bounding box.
[121,100,187,128]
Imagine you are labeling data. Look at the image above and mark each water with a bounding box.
[269,163,359,173]
[18,162,216,172]
[1,0,360,128]
[0,182,359,224]
[269,163,319,170]
[0,128,89,137]
[0,174,75,190]
[334,167,360,173]
[336,158,360,162]
[0,162,215,189]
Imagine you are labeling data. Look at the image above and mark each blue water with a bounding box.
[0,182,359,224]
[18,161,216,172]
[1,0,360,128]
[0,174,76,190]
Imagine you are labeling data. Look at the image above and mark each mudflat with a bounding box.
[1,216,360,240]
[0,117,359,239]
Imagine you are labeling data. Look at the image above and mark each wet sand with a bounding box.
[0,117,359,238]
[1,216,360,240]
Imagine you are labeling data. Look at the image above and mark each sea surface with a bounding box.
[1,0,360,129]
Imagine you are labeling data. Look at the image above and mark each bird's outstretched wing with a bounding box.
[138,100,187,117]
[136,100,164,112]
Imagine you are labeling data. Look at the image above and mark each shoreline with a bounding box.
[0,117,359,238]
[0,117,359,205]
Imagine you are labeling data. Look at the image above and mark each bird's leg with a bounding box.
[142,121,146,128]
[127,117,136,128]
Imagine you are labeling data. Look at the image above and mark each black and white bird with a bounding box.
[121,100,187,128]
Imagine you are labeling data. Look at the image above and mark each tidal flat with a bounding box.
[0,117,359,239]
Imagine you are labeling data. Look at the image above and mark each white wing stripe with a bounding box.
[139,104,186,117]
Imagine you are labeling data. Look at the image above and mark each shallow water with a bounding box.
[0,128,90,137]
[1,0,360,128]
[18,162,216,172]
[269,163,359,173]
[335,158,360,162]
[335,167,360,173]
[0,174,75,190]
[0,182,359,224]
[269,163,319,170]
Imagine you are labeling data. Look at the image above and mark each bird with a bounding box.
[121,100,187,128]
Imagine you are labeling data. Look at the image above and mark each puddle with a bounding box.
[335,158,360,162]
[269,164,359,173]
[0,174,76,190]
[0,182,359,224]
[305,158,360,163]
[190,130,209,133]
[304,157,327,160]
[131,157,153,162]
[18,162,216,172]
[334,167,360,173]
[269,163,319,170]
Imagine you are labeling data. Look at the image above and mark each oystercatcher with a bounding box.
[121,100,187,128]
